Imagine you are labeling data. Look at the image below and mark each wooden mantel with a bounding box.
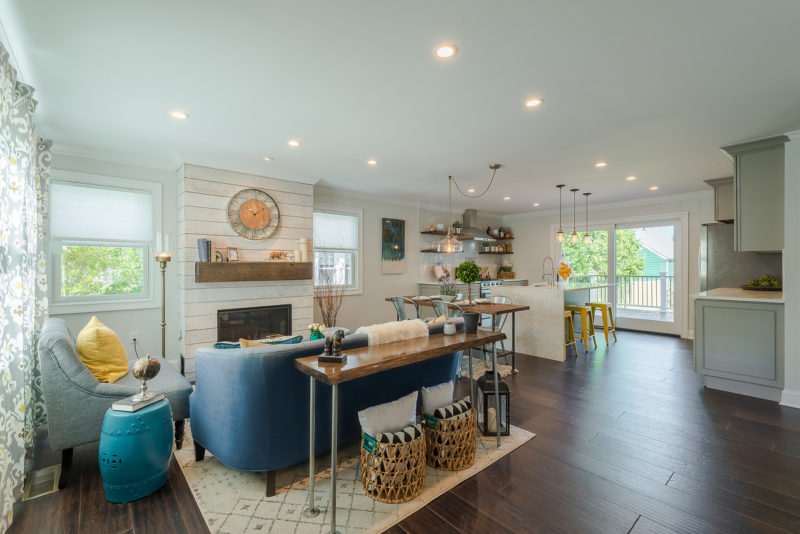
[194,261,313,283]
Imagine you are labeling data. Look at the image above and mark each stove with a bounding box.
[480,280,503,298]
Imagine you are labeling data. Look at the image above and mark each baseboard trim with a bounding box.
[780,388,800,408]
[685,329,694,340]
[704,376,781,402]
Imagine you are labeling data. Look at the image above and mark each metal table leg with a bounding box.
[330,384,340,534]
[492,342,502,448]
[511,312,517,374]
[468,350,474,408]
[304,376,319,517]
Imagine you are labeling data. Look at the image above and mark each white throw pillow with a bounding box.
[358,391,418,437]
[421,380,455,414]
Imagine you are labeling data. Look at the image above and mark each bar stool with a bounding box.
[585,302,617,344]
[564,305,597,353]
[564,311,577,356]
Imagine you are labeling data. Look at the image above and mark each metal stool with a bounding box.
[564,305,597,353]
[585,302,617,344]
[564,311,578,356]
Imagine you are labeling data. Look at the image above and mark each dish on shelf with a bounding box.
[739,284,782,292]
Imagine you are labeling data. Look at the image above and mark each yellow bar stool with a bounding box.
[564,305,597,353]
[586,302,617,344]
[564,311,577,356]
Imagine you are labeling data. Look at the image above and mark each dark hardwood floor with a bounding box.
[12,331,800,533]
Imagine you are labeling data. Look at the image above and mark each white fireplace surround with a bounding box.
[177,164,314,380]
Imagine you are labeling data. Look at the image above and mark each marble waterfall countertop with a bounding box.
[693,287,784,303]
[417,279,529,285]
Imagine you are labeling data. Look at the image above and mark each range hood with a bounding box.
[461,209,494,241]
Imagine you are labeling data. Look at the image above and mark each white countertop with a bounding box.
[693,287,784,303]
[515,282,614,292]
[418,279,529,285]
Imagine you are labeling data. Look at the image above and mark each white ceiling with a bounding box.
[4,0,800,213]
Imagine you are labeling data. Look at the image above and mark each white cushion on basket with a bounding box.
[358,390,418,437]
[421,380,454,414]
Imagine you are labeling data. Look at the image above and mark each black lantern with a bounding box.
[476,370,510,436]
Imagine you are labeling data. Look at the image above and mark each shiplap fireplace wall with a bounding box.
[177,164,313,380]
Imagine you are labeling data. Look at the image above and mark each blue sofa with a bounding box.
[189,321,461,495]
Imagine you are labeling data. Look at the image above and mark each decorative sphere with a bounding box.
[132,356,161,381]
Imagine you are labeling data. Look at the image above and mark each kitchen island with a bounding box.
[694,287,784,401]
[491,282,614,361]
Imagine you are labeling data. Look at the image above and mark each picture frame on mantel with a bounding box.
[381,218,406,274]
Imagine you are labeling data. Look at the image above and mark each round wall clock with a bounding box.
[227,188,280,240]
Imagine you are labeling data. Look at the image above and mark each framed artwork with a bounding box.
[381,218,406,274]
[227,248,239,262]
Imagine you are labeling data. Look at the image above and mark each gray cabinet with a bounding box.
[721,135,788,252]
[694,298,784,399]
[704,177,734,222]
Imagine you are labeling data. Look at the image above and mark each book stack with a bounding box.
[197,238,211,262]
[112,393,165,412]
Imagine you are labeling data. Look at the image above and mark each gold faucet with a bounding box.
[542,256,555,286]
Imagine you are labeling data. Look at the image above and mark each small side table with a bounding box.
[98,398,173,503]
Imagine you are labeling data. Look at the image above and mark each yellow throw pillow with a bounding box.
[75,316,129,383]
[239,338,268,348]
[430,314,447,324]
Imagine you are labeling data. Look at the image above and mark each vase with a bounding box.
[310,331,324,340]
[439,294,457,302]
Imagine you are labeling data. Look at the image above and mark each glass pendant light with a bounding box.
[556,184,565,243]
[570,188,579,244]
[582,192,592,245]
[437,176,463,253]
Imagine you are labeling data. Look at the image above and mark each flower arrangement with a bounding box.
[500,258,514,273]
[438,274,458,297]
[557,261,572,281]
[308,322,324,340]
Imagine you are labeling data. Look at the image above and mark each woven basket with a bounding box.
[424,408,477,471]
[360,432,425,503]
[498,271,516,279]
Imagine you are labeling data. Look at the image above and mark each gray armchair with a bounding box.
[37,318,192,487]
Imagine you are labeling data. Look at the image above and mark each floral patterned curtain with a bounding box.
[0,43,51,531]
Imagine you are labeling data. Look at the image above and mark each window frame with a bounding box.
[48,171,163,313]
[312,205,363,296]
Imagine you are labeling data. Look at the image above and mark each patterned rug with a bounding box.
[176,423,534,533]
[460,353,516,379]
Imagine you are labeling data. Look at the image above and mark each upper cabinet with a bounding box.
[703,177,734,222]
[721,135,788,252]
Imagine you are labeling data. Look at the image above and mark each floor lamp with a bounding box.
[154,233,171,359]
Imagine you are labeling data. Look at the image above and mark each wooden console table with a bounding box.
[295,329,506,534]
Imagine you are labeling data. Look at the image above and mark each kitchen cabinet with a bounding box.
[694,289,784,401]
[721,135,788,252]
[703,177,734,222]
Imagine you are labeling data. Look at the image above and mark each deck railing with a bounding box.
[569,273,674,312]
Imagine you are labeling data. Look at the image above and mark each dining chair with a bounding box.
[390,296,420,321]
[430,299,465,319]
[479,296,512,365]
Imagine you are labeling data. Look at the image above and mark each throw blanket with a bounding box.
[356,319,429,345]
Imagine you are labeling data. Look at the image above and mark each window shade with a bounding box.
[51,182,153,241]
[313,211,358,249]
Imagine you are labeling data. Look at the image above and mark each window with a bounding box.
[313,208,362,293]
[50,172,162,312]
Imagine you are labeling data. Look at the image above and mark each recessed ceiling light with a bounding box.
[503,196,511,201]
[533,202,540,207]
[264,157,273,161]
[435,44,458,59]
[170,110,188,120]
[467,187,476,193]
[649,185,659,191]
[595,161,608,168]
[626,175,637,181]
[288,139,301,147]
[367,159,379,166]
[525,97,543,108]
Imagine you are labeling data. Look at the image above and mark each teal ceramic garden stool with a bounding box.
[99,399,173,502]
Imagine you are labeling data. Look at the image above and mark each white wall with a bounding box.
[49,154,181,367]
[781,135,800,407]
[312,189,420,330]
[503,191,715,338]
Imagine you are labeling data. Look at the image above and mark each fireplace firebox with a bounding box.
[217,304,292,342]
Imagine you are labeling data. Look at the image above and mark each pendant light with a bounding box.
[437,176,463,253]
[556,184,565,243]
[582,192,592,244]
[570,188,579,244]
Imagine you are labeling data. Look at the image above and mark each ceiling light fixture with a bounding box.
[435,44,458,58]
[288,139,301,147]
[595,161,608,168]
[583,192,592,245]
[570,188,580,243]
[367,159,379,166]
[533,202,540,207]
[170,110,188,120]
[556,185,565,243]
[503,196,511,201]
[525,97,544,108]
[263,157,273,161]
[649,185,659,190]
[439,164,503,254]
[626,175,637,181]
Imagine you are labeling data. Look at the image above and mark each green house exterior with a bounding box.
[639,247,673,276]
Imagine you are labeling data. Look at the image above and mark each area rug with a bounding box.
[460,353,516,379]
[175,423,534,533]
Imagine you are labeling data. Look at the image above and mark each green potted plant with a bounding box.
[456,261,481,333]
[451,220,463,235]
